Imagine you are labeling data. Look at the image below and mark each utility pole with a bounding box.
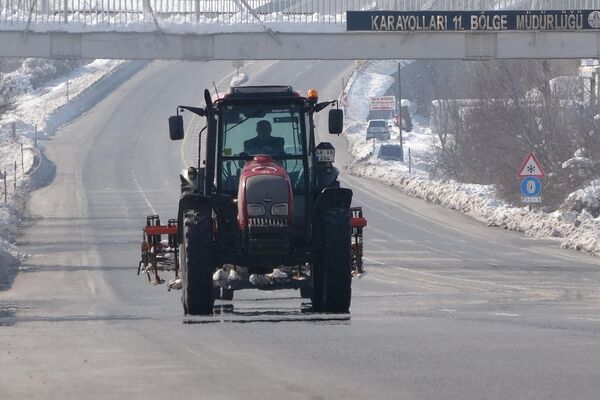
[397,62,403,146]
[397,62,402,114]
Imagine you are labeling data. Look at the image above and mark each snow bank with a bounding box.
[344,60,600,257]
[1,59,132,136]
[0,58,139,289]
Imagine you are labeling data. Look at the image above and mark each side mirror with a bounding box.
[169,115,184,140]
[328,109,343,134]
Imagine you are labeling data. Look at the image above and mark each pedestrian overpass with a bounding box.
[1,0,600,59]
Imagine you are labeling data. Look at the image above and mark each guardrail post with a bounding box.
[195,0,200,22]
[14,161,17,190]
[63,0,68,23]
[21,143,24,174]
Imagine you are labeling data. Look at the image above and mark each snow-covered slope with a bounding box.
[0,59,140,288]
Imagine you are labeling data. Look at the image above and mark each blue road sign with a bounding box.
[521,177,542,197]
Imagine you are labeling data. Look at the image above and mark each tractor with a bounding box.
[140,86,366,315]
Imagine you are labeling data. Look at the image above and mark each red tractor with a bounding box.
[141,86,366,315]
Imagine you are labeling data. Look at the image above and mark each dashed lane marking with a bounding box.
[131,170,157,215]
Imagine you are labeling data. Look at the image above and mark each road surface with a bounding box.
[1,60,600,399]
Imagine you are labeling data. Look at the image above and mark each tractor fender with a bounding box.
[315,187,353,213]
[316,164,340,190]
[177,194,212,241]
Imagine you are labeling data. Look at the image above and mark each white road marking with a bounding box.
[368,276,400,285]
[131,170,157,215]
[87,276,97,295]
[489,312,521,317]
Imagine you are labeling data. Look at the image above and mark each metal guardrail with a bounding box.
[1,0,600,28]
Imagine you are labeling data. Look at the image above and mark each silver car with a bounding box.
[366,119,391,140]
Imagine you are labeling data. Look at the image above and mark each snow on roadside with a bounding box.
[0,59,131,288]
[1,59,127,136]
[344,61,600,257]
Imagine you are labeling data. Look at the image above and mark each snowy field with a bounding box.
[342,61,600,257]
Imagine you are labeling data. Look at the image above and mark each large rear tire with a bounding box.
[300,286,312,299]
[181,211,214,315]
[311,208,352,313]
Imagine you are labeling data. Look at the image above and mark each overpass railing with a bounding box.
[1,0,600,31]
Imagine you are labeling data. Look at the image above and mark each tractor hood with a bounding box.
[237,155,294,229]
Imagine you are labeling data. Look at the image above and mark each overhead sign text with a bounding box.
[347,10,600,32]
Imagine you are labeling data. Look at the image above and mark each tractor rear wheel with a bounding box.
[300,286,312,299]
[181,211,214,315]
[311,207,352,313]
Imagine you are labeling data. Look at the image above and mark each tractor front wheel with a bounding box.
[181,211,214,315]
[312,207,352,313]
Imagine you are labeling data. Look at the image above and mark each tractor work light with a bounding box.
[247,204,266,217]
[271,203,288,216]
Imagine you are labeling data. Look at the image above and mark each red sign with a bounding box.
[517,152,545,178]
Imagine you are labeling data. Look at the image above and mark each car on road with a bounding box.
[378,144,404,161]
[366,119,391,140]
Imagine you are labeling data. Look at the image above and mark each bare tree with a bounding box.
[427,59,593,209]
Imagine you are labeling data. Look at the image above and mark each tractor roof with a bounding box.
[225,85,302,99]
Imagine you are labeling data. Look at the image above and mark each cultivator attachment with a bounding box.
[138,215,179,287]
[351,207,367,277]
[137,208,367,291]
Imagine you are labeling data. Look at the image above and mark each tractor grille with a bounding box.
[247,219,291,255]
[248,218,288,227]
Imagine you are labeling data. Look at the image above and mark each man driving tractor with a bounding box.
[243,120,285,155]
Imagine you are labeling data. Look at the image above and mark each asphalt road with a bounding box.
[2,60,600,400]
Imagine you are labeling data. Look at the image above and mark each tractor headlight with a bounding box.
[247,204,265,217]
[271,203,288,216]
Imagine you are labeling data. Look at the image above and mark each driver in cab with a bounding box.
[244,120,285,156]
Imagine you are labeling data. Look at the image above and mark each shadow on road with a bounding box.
[183,303,351,325]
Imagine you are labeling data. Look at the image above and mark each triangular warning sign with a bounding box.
[517,152,545,178]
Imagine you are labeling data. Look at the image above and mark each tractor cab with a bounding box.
[217,88,309,193]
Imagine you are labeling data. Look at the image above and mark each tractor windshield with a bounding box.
[221,102,305,156]
[219,102,307,193]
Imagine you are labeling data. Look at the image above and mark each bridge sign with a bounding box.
[347,10,600,32]
[517,153,545,178]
